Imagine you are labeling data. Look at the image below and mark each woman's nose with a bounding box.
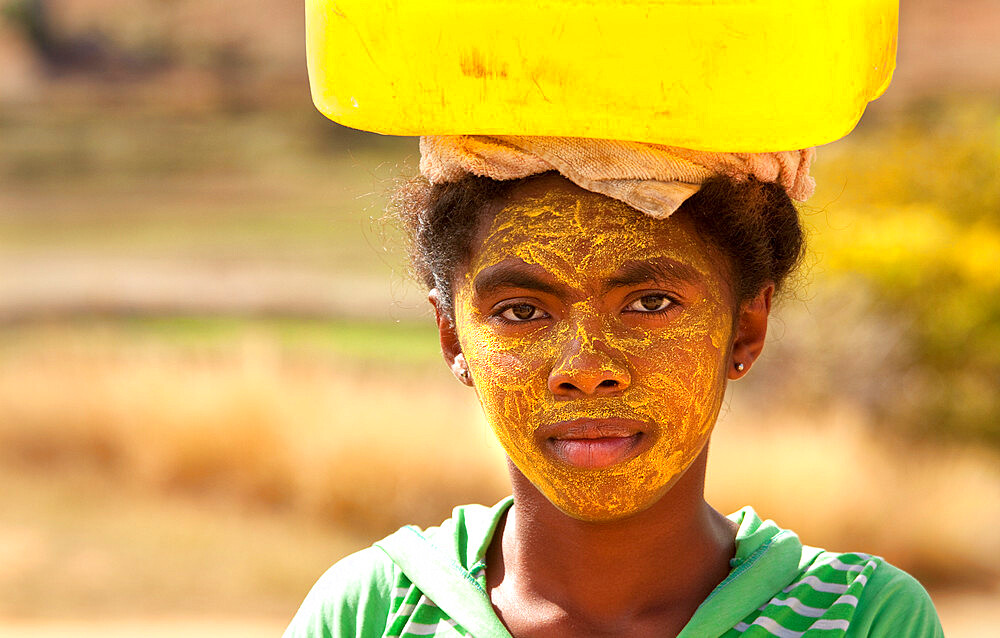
[547,337,631,398]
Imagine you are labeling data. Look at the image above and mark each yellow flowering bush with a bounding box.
[809,99,1000,444]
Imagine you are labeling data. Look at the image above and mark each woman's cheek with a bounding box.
[461,328,549,432]
[621,327,727,425]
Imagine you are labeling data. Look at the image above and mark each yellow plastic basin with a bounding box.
[306,0,898,152]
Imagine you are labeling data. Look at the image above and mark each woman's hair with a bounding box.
[393,172,804,318]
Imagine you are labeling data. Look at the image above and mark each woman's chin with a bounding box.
[517,447,703,523]
[534,473,680,523]
[545,491,664,523]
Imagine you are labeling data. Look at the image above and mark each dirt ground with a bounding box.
[934,590,1000,636]
[0,617,287,637]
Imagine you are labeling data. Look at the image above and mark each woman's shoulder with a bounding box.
[791,548,944,638]
[282,545,399,638]
[282,499,513,638]
[722,507,943,637]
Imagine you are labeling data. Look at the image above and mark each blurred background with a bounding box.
[0,1,998,636]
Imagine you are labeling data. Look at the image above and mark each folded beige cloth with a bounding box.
[419,135,815,219]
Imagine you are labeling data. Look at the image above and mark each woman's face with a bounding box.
[451,176,738,522]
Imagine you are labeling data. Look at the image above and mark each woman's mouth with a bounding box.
[540,418,650,469]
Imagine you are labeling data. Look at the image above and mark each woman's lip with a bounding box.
[539,418,651,469]
[548,434,645,469]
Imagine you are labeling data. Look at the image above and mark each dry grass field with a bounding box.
[1,319,998,636]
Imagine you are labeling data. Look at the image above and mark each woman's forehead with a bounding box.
[469,176,718,280]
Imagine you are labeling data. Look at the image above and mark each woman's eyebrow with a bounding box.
[472,262,569,299]
[601,259,702,293]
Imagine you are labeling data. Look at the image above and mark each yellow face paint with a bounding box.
[454,182,734,522]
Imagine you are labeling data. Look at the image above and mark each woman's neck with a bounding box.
[487,448,738,635]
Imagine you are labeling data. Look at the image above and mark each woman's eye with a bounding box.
[626,294,673,313]
[499,303,547,322]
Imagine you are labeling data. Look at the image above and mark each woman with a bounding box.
[283,136,943,637]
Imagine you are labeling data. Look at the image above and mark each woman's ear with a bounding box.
[429,288,474,386]
[729,283,773,380]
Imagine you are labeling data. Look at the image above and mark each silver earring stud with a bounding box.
[735,362,745,372]
[460,369,470,382]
